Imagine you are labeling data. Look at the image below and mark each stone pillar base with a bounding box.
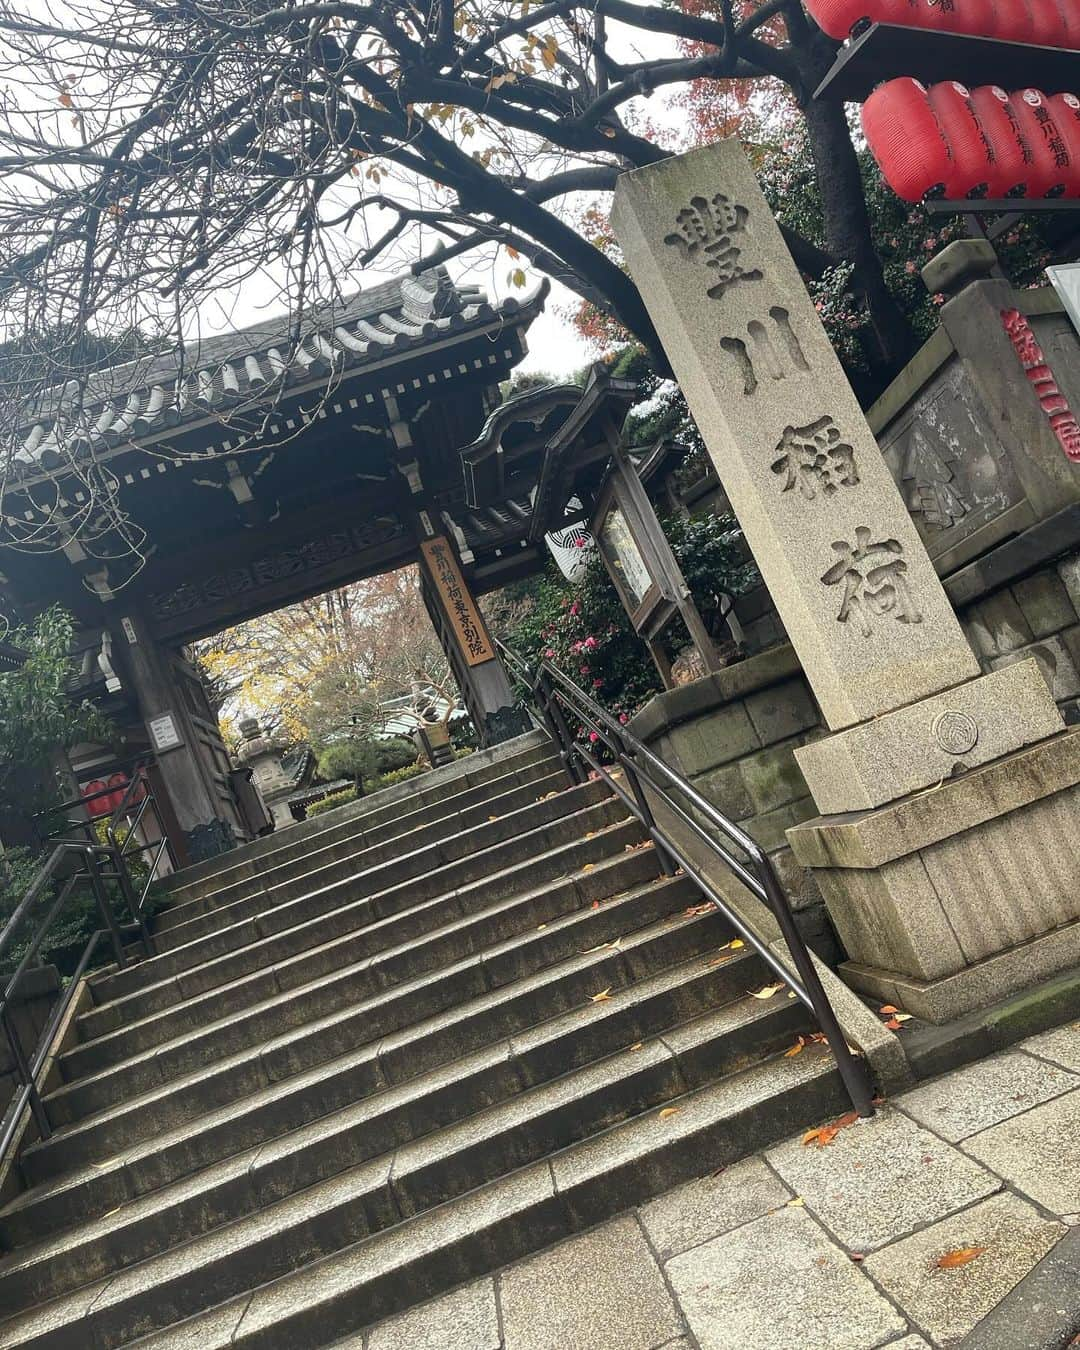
[787,730,1080,1024]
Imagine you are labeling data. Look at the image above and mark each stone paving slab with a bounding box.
[896,1049,1079,1142]
[498,1216,684,1350]
[637,1155,790,1259]
[1022,1021,1080,1072]
[961,1088,1080,1217]
[765,1106,1000,1252]
[862,1193,1066,1347]
[665,1205,907,1349]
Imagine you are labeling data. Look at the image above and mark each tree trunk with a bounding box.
[794,34,920,385]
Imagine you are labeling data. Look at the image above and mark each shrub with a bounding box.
[305,786,358,818]
[378,762,428,788]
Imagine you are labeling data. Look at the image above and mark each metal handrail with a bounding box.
[496,637,876,1118]
[0,766,172,1156]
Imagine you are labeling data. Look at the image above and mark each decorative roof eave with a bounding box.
[8,274,550,488]
[460,380,585,508]
[0,640,28,671]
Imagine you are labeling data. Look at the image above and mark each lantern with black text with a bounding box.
[969,85,1036,195]
[928,82,994,196]
[862,78,955,201]
[1007,89,1072,195]
[1049,92,1080,195]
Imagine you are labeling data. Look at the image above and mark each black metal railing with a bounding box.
[496,639,876,1118]
[0,766,173,1157]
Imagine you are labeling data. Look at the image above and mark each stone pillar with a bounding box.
[612,141,1080,1022]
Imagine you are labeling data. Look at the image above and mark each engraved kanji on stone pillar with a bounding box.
[610,141,985,732]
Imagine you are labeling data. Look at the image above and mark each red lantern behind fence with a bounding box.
[862,78,956,201]
[1007,88,1072,195]
[1049,92,1080,194]
[969,84,1036,195]
[105,772,129,815]
[83,779,109,818]
[928,82,994,196]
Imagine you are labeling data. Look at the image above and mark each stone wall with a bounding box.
[626,645,837,963]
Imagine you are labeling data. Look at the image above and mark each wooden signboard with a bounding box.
[420,536,496,667]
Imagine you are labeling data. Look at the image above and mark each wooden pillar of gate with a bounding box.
[415,532,530,747]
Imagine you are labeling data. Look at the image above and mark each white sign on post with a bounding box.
[1048,263,1080,337]
[148,712,182,752]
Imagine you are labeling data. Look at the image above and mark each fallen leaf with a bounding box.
[879,1004,898,1015]
[488,815,499,821]
[536,923,547,931]
[786,1196,805,1207]
[936,1245,987,1270]
[628,1042,644,1052]
[784,1038,806,1058]
[581,939,622,954]
[892,1012,914,1023]
[750,983,784,1000]
[589,988,613,1002]
[802,1109,860,1149]
[590,899,601,910]
[685,902,713,917]
[729,938,745,949]
[658,1106,681,1120]
[705,954,734,968]
[581,862,595,872]
[884,1018,903,1031]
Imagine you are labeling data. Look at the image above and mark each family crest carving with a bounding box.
[821,527,923,637]
[663,193,762,299]
[771,416,858,499]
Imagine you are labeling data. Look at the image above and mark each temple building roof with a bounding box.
[11,269,549,473]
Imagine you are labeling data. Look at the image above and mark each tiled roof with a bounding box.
[13,269,548,471]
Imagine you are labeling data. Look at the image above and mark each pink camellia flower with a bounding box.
[619,713,629,724]
[569,601,581,616]
[580,664,590,675]
[583,635,598,650]
[544,649,555,659]
[588,731,599,743]
[593,678,603,689]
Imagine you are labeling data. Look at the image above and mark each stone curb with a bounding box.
[955,1226,1080,1350]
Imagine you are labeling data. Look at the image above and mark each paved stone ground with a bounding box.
[355,1023,1080,1350]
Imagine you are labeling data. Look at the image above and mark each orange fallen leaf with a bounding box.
[936,1245,986,1270]
[685,903,713,917]
[590,900,601,910]
[589,988,613,1002]
[658,1106,681,1120]
[802,1109,860,1148]
[750,983,784,1000]
[705,954,734,968]
[879,1004,898,1015]
[785,1037,806,1058]
[884,1018,904,1031]
[581,862,595,872]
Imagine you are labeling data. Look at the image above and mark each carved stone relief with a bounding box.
[663,193,763,300]
[722,307,809,395]
[821,527,923,637]
[771,416,858,500]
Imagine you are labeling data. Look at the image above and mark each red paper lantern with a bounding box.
[928,82,994,196]
[803,0,947,39]
[1049,92,1080,195]
[862,78,955,202]
[1053,0,1080,48]
[935,0,1005,35]
[969,85,1036,195]
[105,772,130,815]
[1026,0,1076,44]
[83,779,109,818]
[1007,88,1072,195]
[987,0,1037,42]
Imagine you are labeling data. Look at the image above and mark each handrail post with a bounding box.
[616,738,678,877]
[760,866,876,1117]
[85,848,127,970]
[1,1004,51,1140]
[538,668,586,785]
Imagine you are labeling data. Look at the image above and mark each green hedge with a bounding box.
[304,786,358,818]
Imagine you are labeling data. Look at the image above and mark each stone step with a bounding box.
[0,992,821,1347]
[0,938,790,1315]
[24,838,662,1181]
[152,765,574,953]
[47,836,662,1129]
[155,756,569,934]
[0,877,720,1247]
[157,734,553,905]
[83,784,624,1028]
[0,1050,841,1350]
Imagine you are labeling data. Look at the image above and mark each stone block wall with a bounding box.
[627,646,838,964]
[952,551,1080,724]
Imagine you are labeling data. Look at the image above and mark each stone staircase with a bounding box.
[0,730,845,1348]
